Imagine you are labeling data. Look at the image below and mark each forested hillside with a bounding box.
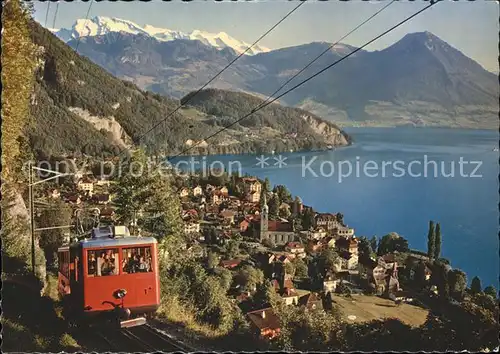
[182,89,351,149]
[27,20,227,158]
[2,0,47,279]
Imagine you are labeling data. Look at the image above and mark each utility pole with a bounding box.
[29,161,36,275]
[28,164,73,275]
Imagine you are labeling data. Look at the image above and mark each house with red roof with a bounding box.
[246,308,281,340]
[285,241,305,254]
[299,292,324,311]
[219,259,242,269]
[239,219,250,233]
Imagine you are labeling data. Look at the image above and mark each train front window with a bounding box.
[87,249,119,276]
[122,246,153,273]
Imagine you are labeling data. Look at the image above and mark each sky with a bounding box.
[34,0,499,73]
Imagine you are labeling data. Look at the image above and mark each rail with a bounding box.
[93,324,191,352]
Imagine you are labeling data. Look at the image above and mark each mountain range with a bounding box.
[52,17,498,129]
[50,16,270,55]
[28,20,349,159]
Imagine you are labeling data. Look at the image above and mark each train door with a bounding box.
[69,244,84,315]
[120,244,158,310]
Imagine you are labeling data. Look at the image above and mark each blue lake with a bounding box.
[172,127,499,288]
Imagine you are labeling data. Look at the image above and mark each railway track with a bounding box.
[94,324,190,352]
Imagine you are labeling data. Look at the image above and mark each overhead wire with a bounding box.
[43,1,51,29]
[74,0,95,53]
[52,1,59,30]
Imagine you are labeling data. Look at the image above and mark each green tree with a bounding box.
[193,275,237,331]
[413,261,428,291]
[377,233,409,256]
[357,236,373,263]
[143,176,183,240]
[470,276,482,294]
[273,185,292,204]
[253,279,281,308]
[113,150,183,241]
[483,285,497,299]
[273,305,345,351]
[369,236,378,255]
[37,201,72,270]
[207,251,220,270]
[263,177,271,194]
[208,228,218,245]
[434,223,441,260]
[318,249,340,276]
[427,220,435,259]
[112,150,150,227]
[215,267,233,292]
[225,240,240,259]
[293,258,309,278]
[284,262,296,278]
[448,269,467,300]
[235,265,264,292]
[430,261,450,300]
[268,194,280,219]
[2,0,47,280]
[302,207,316,231]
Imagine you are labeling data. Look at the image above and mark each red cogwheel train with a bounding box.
[57,225,160,328]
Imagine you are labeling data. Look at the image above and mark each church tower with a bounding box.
[260,192,269,240]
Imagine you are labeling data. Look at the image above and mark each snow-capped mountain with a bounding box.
[49,16,270,55]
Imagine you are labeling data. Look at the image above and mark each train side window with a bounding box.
[122,246,153,274]
[87,249,119,276]
[59,252,69,279]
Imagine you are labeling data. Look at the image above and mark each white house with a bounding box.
[193,185,203,196]
[77,178,94,193]
[184,222,201,234]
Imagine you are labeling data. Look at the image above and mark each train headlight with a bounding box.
[114,289,127,299]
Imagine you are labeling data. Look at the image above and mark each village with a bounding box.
[41,169,444,341]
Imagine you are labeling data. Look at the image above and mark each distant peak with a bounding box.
[53,17,271,55]
[405,31,440,41]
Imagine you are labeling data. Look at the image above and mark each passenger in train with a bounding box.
[88,253,97,275]
[106,250,116,265]
[101,253,116,276]
[138,256,147,272]
[96,252,106,276]
[132,254,141,272]
[124,251,133,271]
[124,252,137,273]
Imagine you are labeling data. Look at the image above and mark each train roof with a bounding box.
[58,236,157,253]
[58,226,158,251]
[77,236,158,249]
